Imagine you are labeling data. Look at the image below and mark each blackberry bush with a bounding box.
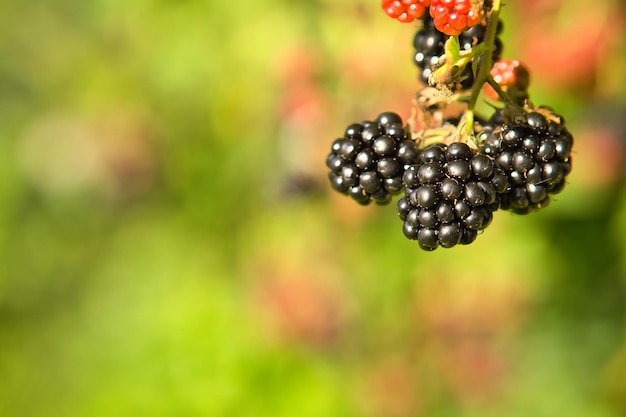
[323,0,574,250]
[326,112,418,205]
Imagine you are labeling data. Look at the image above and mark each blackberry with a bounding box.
[398,141,507,250]
[480,110,573,214]
[413,16,503,89]
[430,0,487,36]
[484,59,531,104]
[326,112,418,205]
[382,0,430,23]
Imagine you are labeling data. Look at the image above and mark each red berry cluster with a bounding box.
[430,0,485,35]
[383,0,487,36]
[382,0,431,23]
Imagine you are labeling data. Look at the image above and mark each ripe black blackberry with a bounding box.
[397,141,508,250]
[413,16,503,89]
[479,110,573,214]
[326,112,418,205]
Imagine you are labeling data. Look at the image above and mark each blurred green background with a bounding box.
[1,0,626,416]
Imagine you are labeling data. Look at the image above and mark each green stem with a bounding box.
[486,74,516,106]
[465,0,502,130]
[419,136,451,150]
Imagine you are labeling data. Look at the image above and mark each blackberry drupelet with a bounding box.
[413,16,503,89]
[326,112,418,205]
[397,141,508,250]
[480,110,573,214]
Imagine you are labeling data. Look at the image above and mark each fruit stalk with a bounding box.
[485,74,513,104]
[464,0,502,134]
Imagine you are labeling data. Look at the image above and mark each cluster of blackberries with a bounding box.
[480,110,573,214]
[323,2,574,251]
[326,112,418,206]
[325,109,573,250]
[413,16,503,88]
[398,140,507,250]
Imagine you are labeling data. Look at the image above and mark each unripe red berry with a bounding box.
[382,0,431,23]
[429,0,486,36]
[484,59,531,102]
